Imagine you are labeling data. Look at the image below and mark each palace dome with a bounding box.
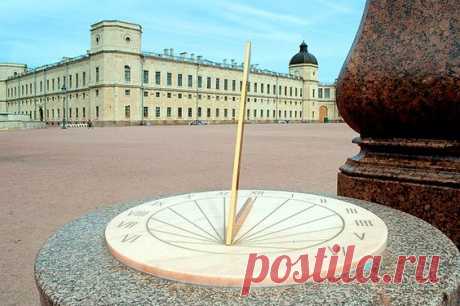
[289,41,318,66]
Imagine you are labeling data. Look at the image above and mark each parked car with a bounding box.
[189,120,208,126]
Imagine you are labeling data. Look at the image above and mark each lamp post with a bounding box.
[61,84,67,129]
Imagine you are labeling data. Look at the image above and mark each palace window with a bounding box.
[300,88,303,97]
[167,107,172,117]
[124,66,131,82]
[224,108,228,117]
[69,108,72,118]
[324,88,331,99]
[178,107,182,118]
[253,109,257,118]
[143,70,149,83]
[188,108,192,118]
[178,74,183,87]
[207,108,211,118]
[318,88,323,98]
[267,84,270,94]
[155,107,160,118]
[144,91,148,97]
[76,108,79,118]
[232,80,236,91]
[83,72,86,86]
[125,105,130,118]
[178,93,182,99]
[96,89,99,96]
[273,110,276,118]
[312,89,315,98]
[188,75,193,88]
[232,109,235,118]
[290,87,293,96]
[75,73,79,88]
[198,76,202,88]
[261,83,264,93]
[197,107,202,117]
[156,92,160,97]
[96,106,99,118]
[125,89,130,96]
[167,73,172,86]
[216,108,219,117]
[247,109,250,119]
[207,77,211,89]
[155,71,161,85]
[216,78,220,90]
[143,107,148,118]
[260,109,263,117]
[224,79,228,90]
[96,67,100,82]
[69,75,72,89]
[167,92,171,98]
[295,88,298,97]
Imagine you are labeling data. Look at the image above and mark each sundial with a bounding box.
[105,42,388,287]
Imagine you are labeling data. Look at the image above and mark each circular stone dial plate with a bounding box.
[105,190,388,286]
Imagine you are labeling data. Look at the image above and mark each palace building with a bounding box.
[0,20,339,126]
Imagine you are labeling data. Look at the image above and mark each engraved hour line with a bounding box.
[149,217,219,242]
[194,200,223,241]
[243,226,342,243]
[151,228,218,243]
[354,220,374,227]
[234,199,291,243]
[238,204,316,242]
[167,207,221,241]
[244,214,337,242]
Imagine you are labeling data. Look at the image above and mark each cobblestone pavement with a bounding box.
[0,123,357,305]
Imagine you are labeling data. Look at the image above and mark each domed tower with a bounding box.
[289,41,319,121]
[289,41,318,80]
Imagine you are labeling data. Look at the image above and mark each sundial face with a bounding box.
[105,190,388,287]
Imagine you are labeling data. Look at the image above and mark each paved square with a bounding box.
[0,123,356,305]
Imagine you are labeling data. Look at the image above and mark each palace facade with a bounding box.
[0,20,339,126]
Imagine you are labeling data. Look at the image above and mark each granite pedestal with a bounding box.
[35,195,459,306]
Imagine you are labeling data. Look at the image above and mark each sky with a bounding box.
[0,0,366,83]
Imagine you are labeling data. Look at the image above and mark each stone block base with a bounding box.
[337,173,460,247]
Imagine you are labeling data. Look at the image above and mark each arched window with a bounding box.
[124,65,131,82]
